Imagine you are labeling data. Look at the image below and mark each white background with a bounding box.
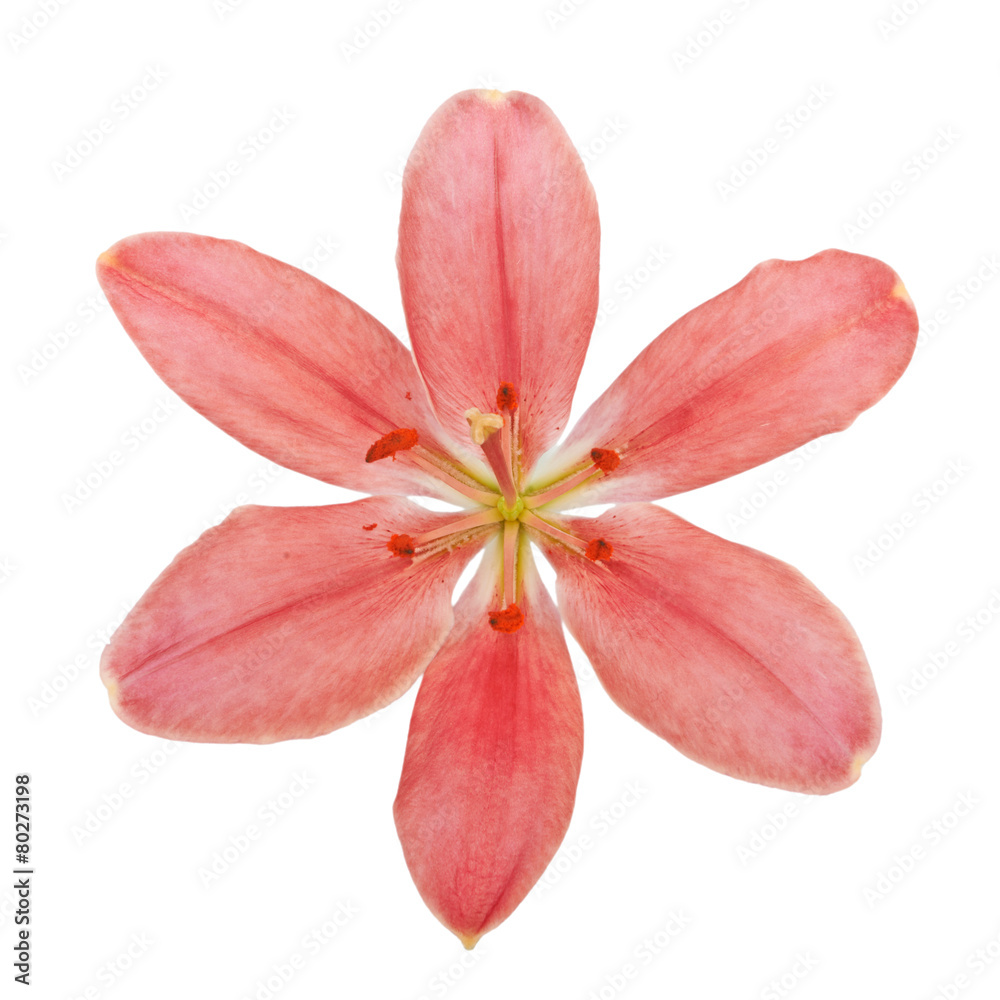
[5,0,1000,997]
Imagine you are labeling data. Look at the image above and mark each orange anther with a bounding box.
[585,538,613,562]
[488,603,525,632]
[496,382,519,411]
[366,428,418,463]
[387,534,416,557]
[590,448,620,473]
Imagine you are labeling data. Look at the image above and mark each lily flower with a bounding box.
[96,89,918,949]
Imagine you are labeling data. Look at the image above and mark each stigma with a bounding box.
[464,408,504,445]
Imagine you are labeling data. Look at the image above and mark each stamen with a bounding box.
[466,407,518,508]
[503,520,519,607]
[412,508,504,546]
[500,409,513,485]
[522,509,612,564]
[590,448,620,472]
[387,534,416,557]
[386,510,503,561]
[585,538,613,562]
[496,382,519,411]
[524,447,620,509]
[408,450,500,506]
[488,603,524,633]
[366,428,418,463]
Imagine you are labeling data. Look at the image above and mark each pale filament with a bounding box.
[503,520,519,607]
[409,448,500,506]
[520,508,588,555]
[524,462,603,509]
[412,507,504,547]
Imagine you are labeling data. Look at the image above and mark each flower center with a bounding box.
[496,496,524,521]
[364,384,620,632]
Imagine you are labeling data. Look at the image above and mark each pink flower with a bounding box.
[96,89,918,948]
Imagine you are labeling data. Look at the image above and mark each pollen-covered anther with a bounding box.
[585,538,613,562]
[590,448,620,473]
[464,408,504,446]
[496,382,519,411]
[366,428,418,463]
[488,603,525,633]
[387,534,416,558]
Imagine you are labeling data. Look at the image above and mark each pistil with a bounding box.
[466,408,518,508]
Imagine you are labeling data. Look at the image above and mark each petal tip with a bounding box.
[456,931,482,950]
[849,750,872,784]
[96,247,119,276]
[890,280,914,308]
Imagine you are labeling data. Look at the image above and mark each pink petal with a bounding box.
[393,537,583,947]
[97,233,460,500]
[397,89,600,475]
[536,503,880,793]
[100,497,481,743]
[537,250,917,504]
